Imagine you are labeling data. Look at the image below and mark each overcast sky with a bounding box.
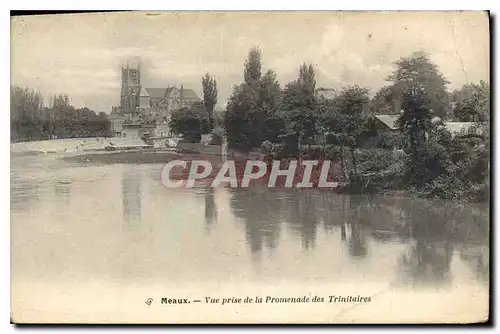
[11,11,489,112]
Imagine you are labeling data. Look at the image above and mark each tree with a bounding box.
[387,51,450,119]
[11,86,44,141]
[225,47,269,151]
[396,84,439,185]
[278,63,318,153]
[368,85,398,115]
[451,81,490,122]
[298,62,316,95]
[201,73,218,130]
[224,83,258,152]
[335,85,370,175]
[244,47,262,85]
[258,69,283,143]
[169,102,209,143]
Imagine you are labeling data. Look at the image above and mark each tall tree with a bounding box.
[279,64,318,153]
[225,47,267,151]
[244,47,262,85]
[387,51,450,118]
[224,83,258,152]
[201,73,218,130]
[335,85,370,175]
[396,83,439,185]
[298,62,316,95]
[258,69,283,142]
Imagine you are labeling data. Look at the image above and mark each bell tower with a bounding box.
[120,60,141,116]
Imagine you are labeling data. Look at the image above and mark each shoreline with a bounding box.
[12,148,488,203]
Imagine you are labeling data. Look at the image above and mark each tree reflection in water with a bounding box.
[227,185,488,287]
[203,186,218,233]
[397,200,488,288]
[229,185,285,256]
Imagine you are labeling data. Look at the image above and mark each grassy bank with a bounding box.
[63,150,181,164]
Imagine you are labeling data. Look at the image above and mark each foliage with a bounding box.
[225,48,267,151]
[397,84,434,175]
[209,126,225,145]
[335,85,371,174]
[450,81,490,122]
[224,83,259,152]
[10,86,111,142]
[201,73,218,130]
[387,51,450,118]
[375,132,404,149]
[278,63,318,153]
[169,102,210,143]
[244,47,262,85]
[368,86,397,115]
[258,69,283,142]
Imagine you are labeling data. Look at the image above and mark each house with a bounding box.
[315,88,337,100]
[372,115,400,132]
[371,114,484,138]
[121,123,156,140]
[444,122,485,138]
[108,113,125,137]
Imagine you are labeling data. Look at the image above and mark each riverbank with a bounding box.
[62,150,211,165]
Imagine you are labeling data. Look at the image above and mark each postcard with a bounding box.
[10,11,490,324]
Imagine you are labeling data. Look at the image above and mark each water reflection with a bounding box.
[229,186,284,256]
[11,155,489,290]
[228,185,489,287]
[122,167,142,230]
[204,186,218,233]
[54,181,71,205]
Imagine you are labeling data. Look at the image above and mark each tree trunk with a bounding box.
[351,147,358,175]
[339,145,347,179]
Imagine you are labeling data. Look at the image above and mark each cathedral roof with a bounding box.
[145,88,170,98]
[144,87,201,100]
[180,89,201,101]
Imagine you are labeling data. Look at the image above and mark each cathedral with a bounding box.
[113,61,201,119]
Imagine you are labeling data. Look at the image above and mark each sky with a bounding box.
[11,11,490,113]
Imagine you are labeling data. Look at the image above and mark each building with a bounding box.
[109,60,202,139]
[108,113,125,137]
[315,87,337,100]
[372,114,484,138]
[118,61,201,119]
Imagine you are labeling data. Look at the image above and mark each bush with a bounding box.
[376,132,404,149]
[209,132,223,145]
[356,148,395,173]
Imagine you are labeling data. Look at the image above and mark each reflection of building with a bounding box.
[122,168,142,227]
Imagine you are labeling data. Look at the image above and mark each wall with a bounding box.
[154,123,170,137]
[177,143,223,155]
[122,127,140,140]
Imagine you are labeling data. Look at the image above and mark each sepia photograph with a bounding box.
[10,11,490,324]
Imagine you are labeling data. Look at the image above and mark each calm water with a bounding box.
[10,152,490,322]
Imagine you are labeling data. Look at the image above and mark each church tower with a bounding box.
[120,60,141,116]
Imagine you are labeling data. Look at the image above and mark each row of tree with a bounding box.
[223,48,490,154]
[10,86,111,142]
[216,48,489,200]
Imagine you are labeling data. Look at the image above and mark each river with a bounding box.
[10,150,490,323]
